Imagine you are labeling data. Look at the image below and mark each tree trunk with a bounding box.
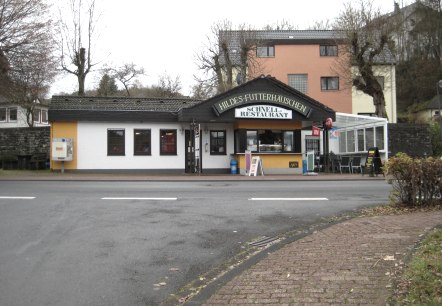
[77,48,86,96]
[373,91,388,119]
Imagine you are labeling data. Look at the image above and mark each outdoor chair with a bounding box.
[330,152,341,173]
[339,156,352,174]
[351,156,363,174]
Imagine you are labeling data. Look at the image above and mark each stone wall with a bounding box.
[388,123,433,157]
[0,127,50,169]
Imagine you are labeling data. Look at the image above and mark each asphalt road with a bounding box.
[0,180,391,306]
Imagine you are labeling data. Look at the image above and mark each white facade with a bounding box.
[76,122,234,171]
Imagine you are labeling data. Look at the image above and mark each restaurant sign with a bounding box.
[235,105,292,119]
[213,92,312,118]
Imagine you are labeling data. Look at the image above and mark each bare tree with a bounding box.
[333,0,395,118]
[195,20,262,95]
[58,0,98,96]
[109,63,145,96]
[153,73,183,98]
[0,0,57,126]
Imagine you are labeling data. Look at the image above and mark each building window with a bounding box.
[134,129,151,155]
[321,77,339,90]
[0,108,6,122]
[41,110,48,123]
[288,74,308,94]
[257,45,275,57]
[33,109,41,123]
[210,130,226,155]
[108,129,125,156]
[375,127,384,150]
[320,45,338,56]
[357,129,365,152]
[346,130,356,152]
[160,129,177,155]
[9,108,18,121]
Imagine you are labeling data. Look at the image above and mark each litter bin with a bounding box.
[230,159,238,174]
[302,159,307,174]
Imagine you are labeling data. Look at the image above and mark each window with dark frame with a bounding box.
[210,130,226,155]
[40,110,47,123]
[321,77,339,90]
[107,129,125,156]
[320,45,338,56]
[0,108,6,121]
[9,108,17,121]
[288,74,308,94]
[33,109,41,123]
[160,129,177,155]
[134,129,151,155]
[256,45,275,57]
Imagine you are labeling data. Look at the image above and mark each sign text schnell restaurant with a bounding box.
[235,105,292,119]
[213,93,312,117]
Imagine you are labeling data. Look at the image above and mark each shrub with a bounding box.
[384,153,442,207]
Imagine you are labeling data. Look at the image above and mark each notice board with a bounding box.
[366,147,381,175]
[248,156,264,176]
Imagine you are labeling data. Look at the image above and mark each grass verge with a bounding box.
[391,227,442,305]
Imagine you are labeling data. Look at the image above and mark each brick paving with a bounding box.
[201,211,442,306]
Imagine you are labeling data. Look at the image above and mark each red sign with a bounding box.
[312,126,321,136]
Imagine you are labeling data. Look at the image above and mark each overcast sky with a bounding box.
[50,0,412,97]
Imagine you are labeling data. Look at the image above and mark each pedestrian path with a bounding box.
[197,210,442,306]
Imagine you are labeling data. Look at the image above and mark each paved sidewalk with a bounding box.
[194,210,442,306]
[0,171,385,181]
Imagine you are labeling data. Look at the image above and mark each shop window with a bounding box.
[283,131,294,152]
[0,108,6,122]
[320,45,338,56]
[210,130,226,155]
[339,131,347,152]
[257,45,275,57]
[365,127,374,149]
[134,129,151,155]
[376,127,384,150]
[357,129,365,152]
[108,129,125,156]
[33,109,41,123]
[259,130,283,152]
[160,129,177,155]
[346,130,355,152]
[321,77,339,90]
[235,129,298,153]
[41,110,48,123]
[288,74,308,94]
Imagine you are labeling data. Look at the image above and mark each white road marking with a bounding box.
[0,196,36,199]
[101,197,177,201]
[249,197,328,201]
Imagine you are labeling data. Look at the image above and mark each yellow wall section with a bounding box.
[237,154,302,170]
[50,122,78,170]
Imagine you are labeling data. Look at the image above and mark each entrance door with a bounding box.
[184,128,202,173]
